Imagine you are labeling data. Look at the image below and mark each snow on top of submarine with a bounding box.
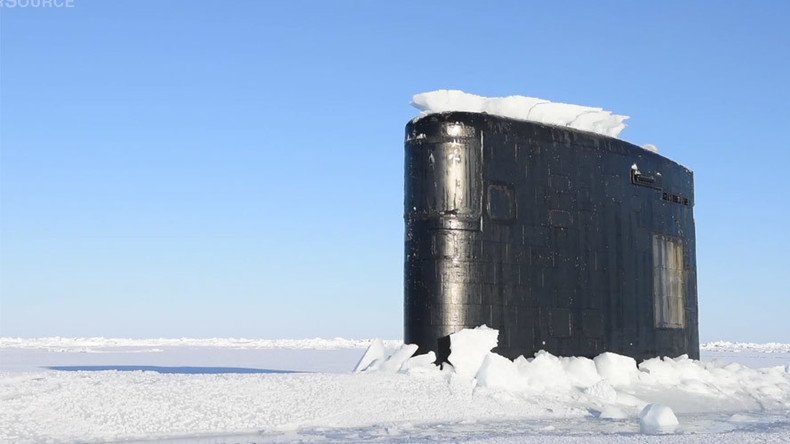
[411,89,629,139]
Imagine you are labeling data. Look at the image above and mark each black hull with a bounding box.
[404,112,699,363]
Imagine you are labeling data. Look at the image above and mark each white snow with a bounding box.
[447,324,499,379]
[701,340,790,354]
[0,336,402,352]
[639,404,680,434]
[376,343,418,373]
[599,405,628,420]
[4,337,786,354]
[400,351,437,374]
[411,90,629,138]
[476,352,526,391]
[1,330,789,442]
[593,352,640,387]
[476,350,603,392]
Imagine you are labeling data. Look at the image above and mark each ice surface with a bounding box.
[476,352,526,390]
[585,380,618,403]
[353,338,385,372]
[411,90,629,138]
[375,343,418,373]
[593,352,640,387]
[0,336,402,351]
[600,405,628,420]
[2,330,789,442]
[447,325,499,379]
[639,403,679,434]
[399,351,437,373]
[476,350,602,392]
[4,337,786,354]
[701,340,790,354]
[562,355,602,387]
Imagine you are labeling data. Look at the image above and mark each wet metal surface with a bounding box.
[404,112,699,362]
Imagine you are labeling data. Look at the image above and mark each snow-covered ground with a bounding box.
[0,337,404,352]
[4,336,785,354]
[1,334,788,443]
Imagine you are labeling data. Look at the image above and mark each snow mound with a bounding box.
[475,350,620,393]
[639,403,679,434]
[392,326,790,412]
[584,380,618,403]
[476,352,526,390]
[593,352,639,387]
[411,90,629,138]
[447,325,499,379]
[477,351,558,391]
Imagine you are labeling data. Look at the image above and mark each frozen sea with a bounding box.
[1,339,788,443]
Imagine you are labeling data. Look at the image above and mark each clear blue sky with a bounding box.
[1,1,788,341]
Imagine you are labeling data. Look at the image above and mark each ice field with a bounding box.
[1,331,789,443]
